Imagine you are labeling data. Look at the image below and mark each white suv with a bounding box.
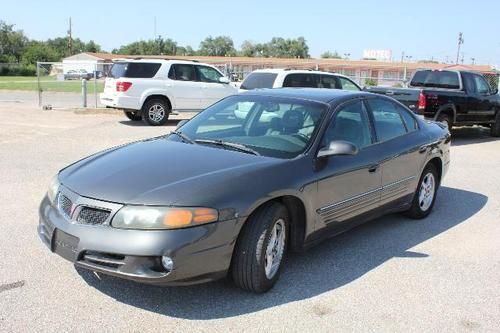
[100,59,238,125]
[236,69,362,120]
[239,69,361,91]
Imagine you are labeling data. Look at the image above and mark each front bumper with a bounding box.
[38,194,240,286]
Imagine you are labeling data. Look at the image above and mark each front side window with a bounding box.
[338,77,361,91]
[197,66,222,83]
[172,95,327,158]
[322,100,372,149]
[367,98,408,142]
[169,64,196,81]
[473,75,490,95]
[283,74,318,88]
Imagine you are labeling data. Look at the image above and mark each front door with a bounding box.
[314,99,382,228]
[196,65,236,108]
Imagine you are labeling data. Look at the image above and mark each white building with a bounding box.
[62,52,112,74]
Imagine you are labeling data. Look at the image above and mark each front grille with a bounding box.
[58,194,73,218]
[76,207,110,225]
[81,251,125,269]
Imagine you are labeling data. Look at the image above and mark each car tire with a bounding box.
[404,163,439,219]
[437,113,452,129]
[490,111,500,137]
[231,202,289,293]
[141,98,170,126]
[123,110,142,121]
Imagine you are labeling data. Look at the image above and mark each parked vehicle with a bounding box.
[236,69,361,120]
[39,89,450,293]
[239,68,361,91]
[100,59,238,125]
[64,69,93,80]
[365,69,500,136]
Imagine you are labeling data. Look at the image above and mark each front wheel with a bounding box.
[404,164,438,219]
[141,99,170,126]
[231,202,288,293]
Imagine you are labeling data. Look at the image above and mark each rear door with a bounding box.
[366,97,427,206]
[196,65,236,107]
[167,64,203,110]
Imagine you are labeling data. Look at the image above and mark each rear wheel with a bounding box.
[490,111,500,137]
[141,98,170,126]
[404,164,438,219]
[231,202,288,293]
[123,110,142,121]
[437,113,452,129]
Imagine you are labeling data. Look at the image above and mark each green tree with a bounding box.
[85,40,101,53]
[321,51,342,59]
[0,21,28,62]
[115,37,178,55]
[21,41,59,65]
[199,36,236,56]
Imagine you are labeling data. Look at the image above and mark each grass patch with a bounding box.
[0,76,104,93]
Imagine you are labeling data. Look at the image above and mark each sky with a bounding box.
[2,0,499,65]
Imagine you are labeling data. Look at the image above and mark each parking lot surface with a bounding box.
[1,95,499,332]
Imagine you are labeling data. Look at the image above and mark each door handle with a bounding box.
[368,165,379,173]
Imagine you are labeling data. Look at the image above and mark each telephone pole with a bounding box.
[456,32,464,64]
[67,17,73,56]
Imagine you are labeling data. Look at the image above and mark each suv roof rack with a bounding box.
[128,57,199,62]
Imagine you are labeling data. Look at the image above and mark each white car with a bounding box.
[100,59,238,125]
[235,69,362,120]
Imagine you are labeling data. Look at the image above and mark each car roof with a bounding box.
[252,68,339,75]
[112,59,211,66]
[240,88,370,104]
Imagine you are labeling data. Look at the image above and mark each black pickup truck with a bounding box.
[365,69,500,136]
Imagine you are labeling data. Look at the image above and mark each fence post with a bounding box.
[37,62,42,108]
[81,79,87,108]
[94,63,98,108]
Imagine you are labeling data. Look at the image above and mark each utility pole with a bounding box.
[154,16,157,39]
[456,32,464,64]
[401,51,405,63]
[67,17,73,56]
[471,57,475,65]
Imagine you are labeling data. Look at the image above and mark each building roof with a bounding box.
[76,52,495,74]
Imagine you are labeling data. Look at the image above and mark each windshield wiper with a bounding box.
[170,131,195,144]
[194,139,260,156]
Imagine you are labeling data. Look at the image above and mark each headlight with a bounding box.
[47,175,60,204]
[112,206,219,230]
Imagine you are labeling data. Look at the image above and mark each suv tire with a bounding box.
[490,110,500,137]
[123,110,142,121]
[231,202,288,293]
[142,98,170,126]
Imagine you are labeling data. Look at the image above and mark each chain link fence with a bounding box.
[36,61,108,109]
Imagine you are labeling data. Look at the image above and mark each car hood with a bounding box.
[59,137,278,205]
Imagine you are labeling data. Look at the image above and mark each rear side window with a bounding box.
[367,98,408,142]
[410,70,460,89]
[320,75,340,89]
[395,104,418,131]
[283,74,318,88]
[109,62,161,78]
[240,73,278,90]
[168,64,197,81]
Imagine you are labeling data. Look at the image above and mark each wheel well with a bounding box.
[427,157,443,186]
[436,107,455,123]
[142,95,172,111]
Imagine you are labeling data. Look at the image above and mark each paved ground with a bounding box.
[0,93,499,332]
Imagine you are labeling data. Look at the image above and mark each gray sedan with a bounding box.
[38,88,450,293]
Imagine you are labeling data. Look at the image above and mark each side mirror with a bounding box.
[317,140,358,158]
[219,77,230,84]
[176,119,188,129]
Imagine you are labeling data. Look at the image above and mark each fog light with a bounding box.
[161,256,174,273]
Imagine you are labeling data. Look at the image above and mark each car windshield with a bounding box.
[240,72,278,90]
[170,95,328,159]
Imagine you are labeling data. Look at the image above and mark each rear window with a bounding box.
[410,70,460,89]
[240,72,278,90]
[109,62,161,78]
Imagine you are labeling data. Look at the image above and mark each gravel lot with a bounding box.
[1,93,499,332]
